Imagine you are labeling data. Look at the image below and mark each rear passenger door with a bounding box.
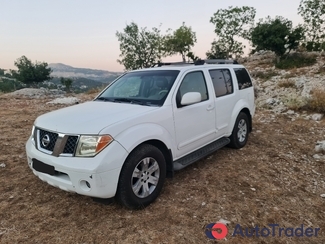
[208,69,237,136]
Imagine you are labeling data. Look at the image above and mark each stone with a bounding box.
[313,154,321,159]
[47,97,80,105]
[286,110,295,115]
[265,98,279,106]
[294,78,305,89]
[313,154,325,161]
[315,141,325,153]
[312,113,324,121]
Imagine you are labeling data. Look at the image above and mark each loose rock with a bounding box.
[315,141,325,153]
[47,97,80,105]
[312,114,324,121]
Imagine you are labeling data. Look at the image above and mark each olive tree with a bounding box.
[206,40,228,59]
[251,16,304,60]
[164,22,197,62]
[298,0,325,51]
[116,22,166,70]
[60,77,73,92]
[12,56,52,86]
[209,6,256,58]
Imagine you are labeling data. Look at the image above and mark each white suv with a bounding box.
[26,60,255,209]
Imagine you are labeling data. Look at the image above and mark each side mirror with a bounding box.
[181,92,202,105]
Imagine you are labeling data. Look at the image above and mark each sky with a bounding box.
[1,0,304,72]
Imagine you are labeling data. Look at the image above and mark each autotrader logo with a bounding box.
[205,222,321,239]
[205,222,228,240]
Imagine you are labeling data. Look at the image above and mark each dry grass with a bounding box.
[284,89,325,113]
[283,94,308,111]
[283,68,308,79]
[316,65,325,74]
[278,79,296,88]
[307,89,325,113]
[0,95,325,243]
[252,61,274,69]
[251,70,278,81]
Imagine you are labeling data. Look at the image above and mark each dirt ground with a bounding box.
[0,94,324,244]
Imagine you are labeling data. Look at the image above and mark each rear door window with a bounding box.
[208,69,233,97]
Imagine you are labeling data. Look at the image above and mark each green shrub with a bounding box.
[0,78,24,93]
[275,53,317,69]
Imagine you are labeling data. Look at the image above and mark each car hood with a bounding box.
[34,101,159,134]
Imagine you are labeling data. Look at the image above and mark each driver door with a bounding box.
[172,70,216,158]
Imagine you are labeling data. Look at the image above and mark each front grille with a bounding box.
[39,129,58,152]
[36,128,78,156]
[63,136,78,154]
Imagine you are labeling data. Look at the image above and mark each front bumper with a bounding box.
[26,138,128,199]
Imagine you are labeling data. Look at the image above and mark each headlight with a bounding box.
[75,135,113,157]
[31,126,35,145]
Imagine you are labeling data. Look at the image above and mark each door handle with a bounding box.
[206,105,215,111]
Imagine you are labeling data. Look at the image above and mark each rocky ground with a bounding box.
[0,56,325,243]
[242,51,325,114]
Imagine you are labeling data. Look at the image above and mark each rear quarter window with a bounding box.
[234,68,252,90]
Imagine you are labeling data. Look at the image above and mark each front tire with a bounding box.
[228,112,249,149]
[116,144,166,209]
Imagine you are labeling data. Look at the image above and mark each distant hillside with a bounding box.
[49,63,123,83]
[50,77,107,93]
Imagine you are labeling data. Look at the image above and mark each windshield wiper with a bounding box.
[114,98,152,106]
[96,97,133,103]
[113,98,133,103]
[96,97,154,106]
[95,97,116,102]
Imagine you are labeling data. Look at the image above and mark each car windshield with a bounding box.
[96,70,180,106]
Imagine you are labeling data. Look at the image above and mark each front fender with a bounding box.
[112,123,176,156]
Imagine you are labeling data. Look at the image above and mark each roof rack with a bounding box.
[195,59,238,65]
[151,59,238,67]
[151,61,193,67]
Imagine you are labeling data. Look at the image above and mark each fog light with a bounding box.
[80,180,91,192]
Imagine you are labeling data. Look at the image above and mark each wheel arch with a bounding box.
[228,100,253,135]
[133,140,174,178]
[113,123,175,178]
[120,139,174,180]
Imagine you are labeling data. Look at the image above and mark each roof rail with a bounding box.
[151,59,239,67]
[151,61,193,67]
[194,59,239,65]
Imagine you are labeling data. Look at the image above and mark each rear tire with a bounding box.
[116,144,166,209]
[228,112,249,149]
